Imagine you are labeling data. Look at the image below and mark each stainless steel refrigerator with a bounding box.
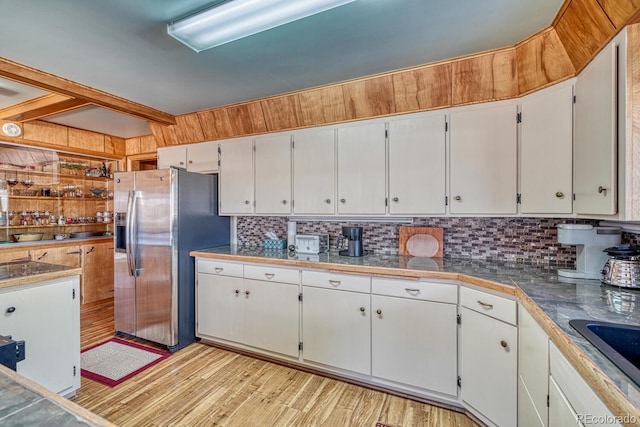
[113,168,229,352]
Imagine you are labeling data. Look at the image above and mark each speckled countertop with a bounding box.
[191,246,640,418]
[0,261,82,290]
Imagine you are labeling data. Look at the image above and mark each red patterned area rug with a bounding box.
[376,423,393,427]
[81,338,170,387]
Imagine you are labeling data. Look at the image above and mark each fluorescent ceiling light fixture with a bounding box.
[168,0,356,52]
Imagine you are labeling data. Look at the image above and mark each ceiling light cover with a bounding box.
[168,0,356,52]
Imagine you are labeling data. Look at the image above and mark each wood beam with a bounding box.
[0,93,90,121]
[0,56,176,125]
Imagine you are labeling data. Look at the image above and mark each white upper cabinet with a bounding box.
[520,82,574,215]
[157,141,219,173]
[388,113,446,215]
[574,42,617,215]
[337,122,387,215]
[449,102,518,214]
[254,133,292,214]
[292,127,336,215]
[219,138,254,215]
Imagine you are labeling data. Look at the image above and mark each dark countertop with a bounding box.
[192,246,640,414]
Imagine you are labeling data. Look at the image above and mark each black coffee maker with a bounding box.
[338,226,363,257]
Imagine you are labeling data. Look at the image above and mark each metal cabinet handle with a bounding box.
[329,280,341,286]
[477,300,494,310]
[359,307,366,313]
[86,246,95,254]
[188,160,193,164]
[235,289,240,295]
[376,309,382,315]
[245,290,250,296]
[6,306,15,314]
[405,288,420,293]
[325,199,331,204]
[500,340,508,349]
[454,196,462,201]
[37,252,48,260]
[340,198,346,203]
[264,273,275,279]
[66,251,82,255]
[214,267,224,273]
[555,191,564,198]
[244,200,250,205]
[392,197,399,202]
[179,161,184,165]
[598,186,607,195]
[282,200,287,205]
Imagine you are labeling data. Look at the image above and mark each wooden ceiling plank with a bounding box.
[0,93,90,121]
[0,56,176,125]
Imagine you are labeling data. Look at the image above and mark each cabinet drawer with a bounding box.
[460,286,516,325]
[302,270,370,293]
[197,259,243,278]
[244,264,300,285]
[372,277,457,304]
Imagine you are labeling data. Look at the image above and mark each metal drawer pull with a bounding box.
[329,280,341,286]
[86,246,95,254]
[6,306,15,314]
[359,307,366,313]
[405,288,420,293]
[264,273,275,279]
[245,290,250,296]
[477,300,494,309]
[500,340,508,349]
[37,252,48,260]
[214,267,224,273]
[325,199,331,204]
[234,289,240,295]
[376,309,382,315]
[66,251,82,255]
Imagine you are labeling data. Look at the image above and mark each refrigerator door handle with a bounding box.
[125,190,136,277]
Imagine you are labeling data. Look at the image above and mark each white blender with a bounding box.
[557,224,621,279]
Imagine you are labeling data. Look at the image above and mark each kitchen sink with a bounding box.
[569,319,640,386]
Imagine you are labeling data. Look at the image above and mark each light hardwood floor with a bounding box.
[73,301,478,427]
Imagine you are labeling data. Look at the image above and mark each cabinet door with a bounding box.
[292,128,336,214]
[81,242,114,304]
[157,146,187,170]
[388,114,446,214]
[518,306,549,427]
[574,42,617,215]
[219,138,254,215]
[450,104,518,214]
[520,84,573,214]
[302,286,370,374]
[371,295,457,395]
[0,277,79,395]
[549,377,584,427]
[186,141,218,173]
[254,134,292,214]
[460,307,517,427]
[242,279,299,357]
[31,246,81,267]
[196,273,244,343]
[337,122,386,214]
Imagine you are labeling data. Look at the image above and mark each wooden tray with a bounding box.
[399,226,443,257]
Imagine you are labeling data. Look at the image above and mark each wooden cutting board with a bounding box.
[399,226,443,257]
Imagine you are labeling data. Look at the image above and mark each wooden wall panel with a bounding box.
[452,49,518,105]
[104,136,126,156]
[139,135,157,154]
[148,122,178,147]
[516,28,576,94]
[197,108,234,140]
[261,95,303,131]
[392,63,452,113]
[125,137,141,156]
[343,75,395,120]
[174,114,205,144]
[23,121,67,146]
[555,0,616,71]
[68,128,105,152]
[226,103,267,136]
[598,0,640,28]
[298,86,347,126]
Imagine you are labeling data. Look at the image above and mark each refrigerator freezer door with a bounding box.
[133,169,175,347]
[114,173,136,337]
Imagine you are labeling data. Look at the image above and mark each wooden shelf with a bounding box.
[4,223,111,229]
[9,196,111,201]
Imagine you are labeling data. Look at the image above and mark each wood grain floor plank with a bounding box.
[74,302,478,427]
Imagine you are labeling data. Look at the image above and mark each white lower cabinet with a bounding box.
[549,342,619,426]
[459,287,517,427]
[518,305,550,427]
[196,261,300,358]
[0,276,80,397]
[302,285,371,374]
[371,278,458,397]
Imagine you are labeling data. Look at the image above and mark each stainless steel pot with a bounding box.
[601,244,640,288]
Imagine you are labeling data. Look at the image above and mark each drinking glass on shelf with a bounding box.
[21,172,34,188]
[7,211,14,226]
[7,174,18,195]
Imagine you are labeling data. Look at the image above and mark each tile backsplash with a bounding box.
[236,216,622,266]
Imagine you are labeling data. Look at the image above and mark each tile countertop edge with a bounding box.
[0,364,116,427]
[190,248,640,422]
[0,267,82,290]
